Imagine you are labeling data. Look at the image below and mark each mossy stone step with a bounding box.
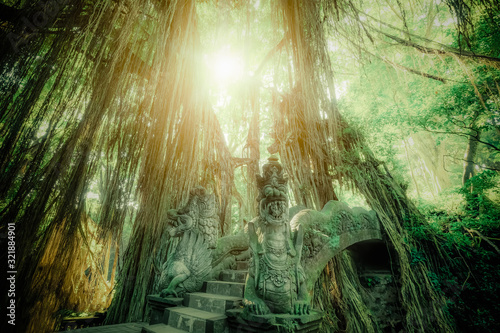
[206,281,245,298]
[236,261,249,270]
[165,307,227,333]
[219,270,248,283]
[185,292,242,314]
[142,323,187,333]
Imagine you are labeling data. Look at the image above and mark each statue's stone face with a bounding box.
[261,198,288,226]
[257,160,289,227]
[196,192,217,219]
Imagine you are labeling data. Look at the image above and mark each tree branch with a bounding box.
[356,8,500,65]
[383,57,447,83]
[254,37,286,76]
[423,127,500,152]
[443,154,500,172]
[231,157,253,168]
[465,228,500,255]
[338,28,448,83]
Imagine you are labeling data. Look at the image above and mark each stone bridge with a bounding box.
[289,201,382,291]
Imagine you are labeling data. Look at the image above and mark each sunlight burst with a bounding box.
[211,50,244,84]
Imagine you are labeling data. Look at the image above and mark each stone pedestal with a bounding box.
[226,309,323,333]
[146,294,184,325]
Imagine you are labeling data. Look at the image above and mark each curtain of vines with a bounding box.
[272,1,454,331]
[0,1,233,332]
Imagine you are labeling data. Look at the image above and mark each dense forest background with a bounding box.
[0,0,499,332]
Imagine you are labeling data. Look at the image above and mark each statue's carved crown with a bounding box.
[256,156,288,203]
[256,157,289,226]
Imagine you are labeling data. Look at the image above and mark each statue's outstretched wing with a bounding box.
[182,232,212,293]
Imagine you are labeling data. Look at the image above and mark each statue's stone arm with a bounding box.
[243,222,271,315]
[292,225,311,315]
[243,271,270,315]
[292,268,311,315]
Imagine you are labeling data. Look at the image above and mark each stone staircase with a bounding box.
[143,261,249,333]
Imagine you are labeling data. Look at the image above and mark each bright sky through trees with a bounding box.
[209,48,245,84]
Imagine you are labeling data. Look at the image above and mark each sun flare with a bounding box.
[210,50,244,84]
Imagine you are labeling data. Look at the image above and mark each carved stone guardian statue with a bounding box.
[244,156,311,315]
[157,186,219,298]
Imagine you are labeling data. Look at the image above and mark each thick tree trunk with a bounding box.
[245,90,260,217]
[462,129,481,186]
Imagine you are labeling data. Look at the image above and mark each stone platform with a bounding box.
[226,309,323,332]
[63,322,149,332]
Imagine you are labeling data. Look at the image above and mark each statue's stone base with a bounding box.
[146,294,184,325]
[226,309,323,332]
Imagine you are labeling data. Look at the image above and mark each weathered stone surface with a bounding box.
[210,234,250,281]
[147,295,184,325]
[142,323,186,333]
[158,231,212,298]
[165,186,220,249]
[226,309,323,333]
[290,200,382,291]
[165,307,227,333]
[235,261,248,271]
[147,160,385,333]
[206,281,246,298]
[157,187,220,298]
[220,270,248,283]
[186,292,242,314]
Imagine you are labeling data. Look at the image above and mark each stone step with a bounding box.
[142,323,187,333]
[219,270,248,283]
[236,261,249,270]
[165,307,227,333]
[147,295,184,325]
[185,292,242,314]
[206,281,245,298]
[226,309,324,333]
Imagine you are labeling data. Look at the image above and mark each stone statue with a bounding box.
[158,231,212,297]
[158,186,219,297]
[244,156,311,315]
[165,186,219,249]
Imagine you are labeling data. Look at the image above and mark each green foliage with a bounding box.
[362,275,380,288]
[459,170,500,216]
[411,170,500,332]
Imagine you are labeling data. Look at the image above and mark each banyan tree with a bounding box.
[1,1,499,332]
